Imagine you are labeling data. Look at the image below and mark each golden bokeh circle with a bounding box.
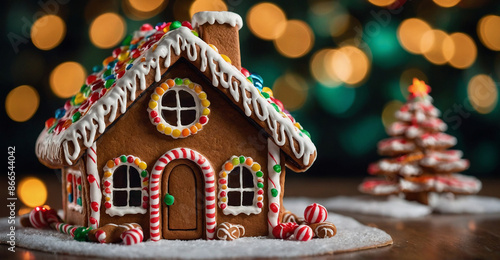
[433,0,461,8]
[368,0,397,7]
[382,100,404,129]
[477,15,500,51]
[467,74,498,114]
[5,85,40,122]
[50,62,86,98]
[247,3,287,40]
[444,33,477,69]
[398,18,432,54]
[272,73,308,111]
[89,13,126,49]
[31,15,66,50]
[274,20,314,58]
[18,177,48,208]
[190,0,228,18]
[421,29,453,65]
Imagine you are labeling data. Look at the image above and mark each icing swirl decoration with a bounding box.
[147,78,210,139]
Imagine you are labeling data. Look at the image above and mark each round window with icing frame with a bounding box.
[148,78,210,139]
[218,155,264,215]
[102,155,149,217]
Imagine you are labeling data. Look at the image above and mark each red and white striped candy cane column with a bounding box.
[267,140,282,237]
[86,142,101,228]
[149,148,216,241]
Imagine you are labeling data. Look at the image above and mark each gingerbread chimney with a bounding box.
[192,11,243,70]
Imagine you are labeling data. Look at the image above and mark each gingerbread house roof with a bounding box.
[36,11,316,172]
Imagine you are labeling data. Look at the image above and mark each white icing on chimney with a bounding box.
[192,11,243,30]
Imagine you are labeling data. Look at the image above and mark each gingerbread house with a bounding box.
[36,11,316,241]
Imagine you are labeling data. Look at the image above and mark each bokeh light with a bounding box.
[31,14,66,50]
[325,46,370,86]
[316,84,356,115]
[272,73,308,111]
[310,49,342,87]
[124,0,167,20]
[382,100,403,128]
[274,20,314,58]
[477,15,500,51]
[368,0,397,7]
[400,69,428,98]
[50,62,86,98]
[421,29,453,65]
[433,0,461,8]
[5,85,40,122]
[247,3,286,41]
[444,33,477,69]
[467,74,498,114]
[190,0,228,19]
[18,177,47,208]
[398,18,432,54]
[89,13,126,49]
[368,25,403,68]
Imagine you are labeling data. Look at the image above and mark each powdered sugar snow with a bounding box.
[0,200,392,258]
[313,194,500,218]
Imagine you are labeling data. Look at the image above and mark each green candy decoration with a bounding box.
[120,155,127,162]
[141,170,148,178]
[174,78,183,85]
[72,112,81,123]
[73,226,92,241]
[232,157,239,166]
[261,92,270,99]
[239,156,245,164]
[271,103,280,112]
[271,188,278,197]
[273,164,281,173]
[122,34,133,46]
[257,182,264,188]
[191,30,199,37]
[301,129,311,139]
[77,197,82,206]
[170,21,182,30]
[256,171,263,177]
[105,79,115,89]
[164,193,174,206]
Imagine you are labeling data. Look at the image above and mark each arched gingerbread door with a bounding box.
[161,159,204,239]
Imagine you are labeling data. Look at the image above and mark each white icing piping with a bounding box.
[86,142,101,228]
[267,140,282,237]
[192,11,243,30]
[36,27,316,169]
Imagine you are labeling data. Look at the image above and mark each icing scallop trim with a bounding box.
[192,11,243,30]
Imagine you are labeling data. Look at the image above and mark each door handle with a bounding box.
[164,193,174,206]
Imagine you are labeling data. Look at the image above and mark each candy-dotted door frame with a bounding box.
[149,148,216,241]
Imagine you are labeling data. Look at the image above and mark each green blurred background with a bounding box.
[1,0,500,210]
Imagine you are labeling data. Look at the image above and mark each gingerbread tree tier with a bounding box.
[359,78,481,204]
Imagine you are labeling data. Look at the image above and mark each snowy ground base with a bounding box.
[0,199,392,258]
[313,194,500,218]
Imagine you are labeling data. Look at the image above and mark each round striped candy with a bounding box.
[294,224,313,241]
[29,206,48,229]
[272,222,298,239]
[121,227,144,245]
[304,203,328,224]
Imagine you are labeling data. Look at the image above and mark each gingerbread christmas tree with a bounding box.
[359,78,482,204]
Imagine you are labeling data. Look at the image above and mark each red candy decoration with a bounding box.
[221,204,227,210]
[181,21,193,30]
[304,203,328,224]
[91,79,104,91]
[29,206,48,229]
[257,202,263,208]
[44,208,60,224]
[64,100,72,110]
[116,70,126,79]
[91,201,99,212]
[121,227,144,245]
[105,202,112,209]
[131,49,141,59]
[199,116,208,125]
[127,156,134,163]
[150,110,158,118]
[270,202,279,213]
[86,74,97,85]
[272,222,298,239]
[294,225,313,241]
[67,173,73,182]
[220,191,226,197]
[240,67,250,77]
[112,47,122,58]
[140,23,153,31]
[45,117,56,129]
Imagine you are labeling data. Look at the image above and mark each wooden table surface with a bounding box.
[2,177,500,259]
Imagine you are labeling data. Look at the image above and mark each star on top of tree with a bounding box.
[408,78,431,98]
